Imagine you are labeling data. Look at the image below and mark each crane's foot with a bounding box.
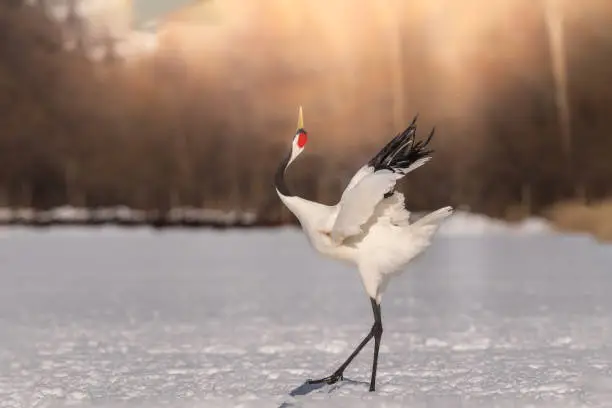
[306,371,344,385]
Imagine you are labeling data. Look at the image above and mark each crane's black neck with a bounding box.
[274,150,294,197]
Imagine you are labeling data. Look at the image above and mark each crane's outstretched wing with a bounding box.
[329,118,434,244]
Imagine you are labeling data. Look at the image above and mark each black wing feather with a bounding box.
[368,115,435,173]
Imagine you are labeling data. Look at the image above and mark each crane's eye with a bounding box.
[296,130,308,148]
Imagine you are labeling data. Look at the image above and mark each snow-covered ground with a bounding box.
[0,206,258,227]
[1,216,611,407]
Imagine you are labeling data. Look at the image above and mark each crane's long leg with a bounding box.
[306,298,382,388]
[369,298,383,392]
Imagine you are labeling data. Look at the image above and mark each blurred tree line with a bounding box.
[0,0,610,225]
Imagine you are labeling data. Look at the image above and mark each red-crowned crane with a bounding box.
[275,107,453,392]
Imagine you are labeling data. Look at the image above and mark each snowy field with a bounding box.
[1,214,612,408]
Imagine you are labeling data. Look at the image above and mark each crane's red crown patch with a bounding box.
[297,130,308,148]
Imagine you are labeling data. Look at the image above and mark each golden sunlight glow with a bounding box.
[152,0,608,147]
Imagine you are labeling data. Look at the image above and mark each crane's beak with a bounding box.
[296,106,304,130]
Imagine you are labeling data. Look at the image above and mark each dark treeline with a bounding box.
[0,1,611,226]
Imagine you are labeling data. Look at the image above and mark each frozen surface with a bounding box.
[0,221,611,408]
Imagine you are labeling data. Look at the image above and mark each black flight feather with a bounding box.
[368,116,435,174]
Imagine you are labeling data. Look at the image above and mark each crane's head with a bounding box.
[289,106,308,165]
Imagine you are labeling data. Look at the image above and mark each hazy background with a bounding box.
[1,0,611,228]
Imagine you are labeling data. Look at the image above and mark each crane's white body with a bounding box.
[277,162,452,303]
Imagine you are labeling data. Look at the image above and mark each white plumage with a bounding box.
[274,107,453,392]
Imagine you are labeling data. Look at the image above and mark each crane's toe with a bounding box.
[306,371,344,385]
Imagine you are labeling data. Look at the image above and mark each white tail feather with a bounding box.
[413,206,454,227]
